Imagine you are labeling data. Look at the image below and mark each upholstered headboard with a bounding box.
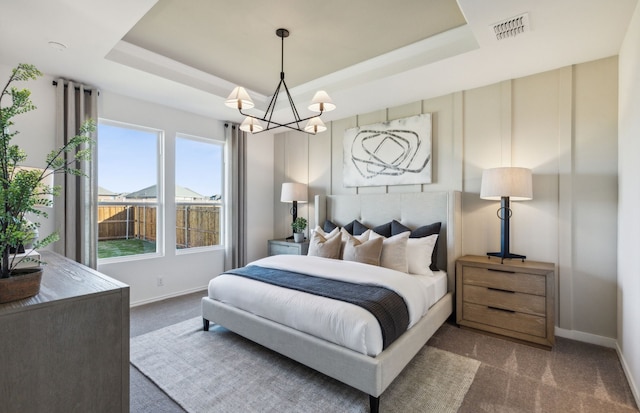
[314,191,461,292]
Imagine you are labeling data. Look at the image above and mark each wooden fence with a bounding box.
[176,204,221,248]
[98,202,221,248]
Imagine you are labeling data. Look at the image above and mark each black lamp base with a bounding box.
[486,251,526,264]
[488,196,527,264]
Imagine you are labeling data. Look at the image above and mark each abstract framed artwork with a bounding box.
[343,113,432,187]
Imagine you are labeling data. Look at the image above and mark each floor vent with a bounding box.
[491,13,530,40]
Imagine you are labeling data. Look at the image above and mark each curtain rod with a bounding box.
[51,80,97,95]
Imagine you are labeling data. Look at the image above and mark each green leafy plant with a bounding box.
[0,63,95,278]
[291,217,307,234]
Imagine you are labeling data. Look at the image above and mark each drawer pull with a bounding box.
[487,287,515,294]
[487,268,516,274]
[488,306,515,313]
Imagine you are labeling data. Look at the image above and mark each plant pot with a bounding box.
[0,267,43,304]
[293,233,304,243]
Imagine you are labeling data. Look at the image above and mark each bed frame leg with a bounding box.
[203,318,210,331]
[369,395,379,413]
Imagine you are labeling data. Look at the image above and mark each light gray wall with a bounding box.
[97,91,225,305]
[274,57,619,345]
[618,1,640,404]
[98,92,275,304]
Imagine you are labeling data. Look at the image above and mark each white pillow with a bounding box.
[369,231,410,273]
[406,234,438,275]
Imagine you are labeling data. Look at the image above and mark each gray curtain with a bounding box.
[224,123,247,270]
[54,80,98,268]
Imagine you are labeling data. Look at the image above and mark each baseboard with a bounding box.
[554,327,617,348]
[616,342,640,408]
[130,285,208,307]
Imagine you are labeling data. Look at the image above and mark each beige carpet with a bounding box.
[130,317,480,413]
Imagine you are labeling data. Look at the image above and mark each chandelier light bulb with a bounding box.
[240,117,264,134]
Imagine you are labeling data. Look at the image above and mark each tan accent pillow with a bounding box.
[313,225,340,239]
[339,228,371,258]
[307,230,341,259]
[342,235,383,266]
[369,231,410,273]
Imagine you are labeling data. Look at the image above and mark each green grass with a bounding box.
[98,239,157,259]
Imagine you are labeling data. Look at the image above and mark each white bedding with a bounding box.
[208,255,447,356]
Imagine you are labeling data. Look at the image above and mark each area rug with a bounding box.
[130,317,480,413]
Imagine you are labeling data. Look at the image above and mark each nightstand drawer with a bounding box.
[463,302,546,338]
[462,266,546,296]
[268,239,309,256]
[456,255,555,348]
[270,243,300,255]
[462,284,546,317]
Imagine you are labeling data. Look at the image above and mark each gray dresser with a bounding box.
[0,251,130,412]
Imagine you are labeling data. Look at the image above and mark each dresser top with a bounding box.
[1,251,129,313]
[457,255,555,273]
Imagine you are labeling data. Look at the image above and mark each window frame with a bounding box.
[174,132,226,255]
[97,118,165,264]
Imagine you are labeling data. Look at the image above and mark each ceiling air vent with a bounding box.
[491,13,530,40]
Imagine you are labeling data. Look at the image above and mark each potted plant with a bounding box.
[0,63,94,303]
[291,217,307,243]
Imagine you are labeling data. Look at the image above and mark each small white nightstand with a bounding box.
[268,238,309,256]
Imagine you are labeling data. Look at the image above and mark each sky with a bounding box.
[98,123,223,197]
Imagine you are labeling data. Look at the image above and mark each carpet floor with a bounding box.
[130,291,639,413]
[131,317,479,412]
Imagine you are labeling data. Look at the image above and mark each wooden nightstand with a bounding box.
[456,255,555,349]
[268,238,309,256]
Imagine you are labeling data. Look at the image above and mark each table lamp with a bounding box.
[480,167,532,263]
[280,182,307,239]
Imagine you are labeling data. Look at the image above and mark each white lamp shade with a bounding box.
[304,117,327,134]
[480,167,533,201]
[239,117,264,133]
[280,182,308,203]
[15,166,55,206]
[225,86,255,110]
[308,90,336,113]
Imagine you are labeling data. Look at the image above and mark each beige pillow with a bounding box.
[307,230,341,259]
[369,231,410,272]
[407,234,438,275]
[339,228,370,258]
[342,236,383,266]
[313,225,340,239]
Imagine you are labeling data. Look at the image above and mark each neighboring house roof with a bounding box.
[98,186,118,196]
[125,185,207,200]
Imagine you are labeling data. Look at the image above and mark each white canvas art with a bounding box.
[343,114,432,187]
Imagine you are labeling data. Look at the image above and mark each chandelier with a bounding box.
[224,28,336,134]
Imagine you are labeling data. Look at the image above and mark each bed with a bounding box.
[202,191,461,412]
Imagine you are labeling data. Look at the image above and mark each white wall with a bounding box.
[1,65,58,245]
[618,1,640,403]
[274,57,620,345]
[97,91,226,305]
[97,92,275,305]
[246,131,275,262]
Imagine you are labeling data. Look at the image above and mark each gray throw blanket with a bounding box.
[225,265,410,350]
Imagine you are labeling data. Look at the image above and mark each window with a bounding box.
[97,121,162,260]
[175,134,224,251]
